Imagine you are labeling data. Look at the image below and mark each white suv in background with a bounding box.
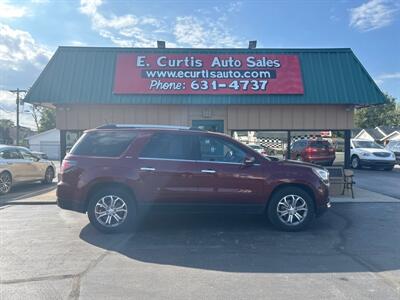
[350,139,396,171]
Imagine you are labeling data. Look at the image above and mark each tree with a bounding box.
[355,94,400,128]
[38,107,56,132]
[31,104,43,132]
[0,119,15,144]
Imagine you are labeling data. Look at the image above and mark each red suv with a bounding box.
[290,140,336,166]
[57,125,331,233]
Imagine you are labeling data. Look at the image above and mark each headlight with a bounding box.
[360,151,370,157]
[312,168,329,183]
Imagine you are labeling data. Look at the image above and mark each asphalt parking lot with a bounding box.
[353,166,400,199]
[1,167,400,299]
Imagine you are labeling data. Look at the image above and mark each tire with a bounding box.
[42,167,54,184]
[0,171,12,195]
[87,187,136,233]
[351,156,361,169]
[267,186,315,232]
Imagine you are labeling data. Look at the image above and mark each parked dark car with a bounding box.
[289,139,335,166]
[57,125,331,233]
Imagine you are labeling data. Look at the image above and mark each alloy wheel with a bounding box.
[351,157,359,169]
[94,195,128,228]
[45,168,54,183]
[276,194,308,226]
[0,173,12,194]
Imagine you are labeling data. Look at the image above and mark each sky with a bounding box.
[0,0,399,129]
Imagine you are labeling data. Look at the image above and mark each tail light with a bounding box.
[305,147,317,154]
[328,146,335,153]
[60,160,77,173]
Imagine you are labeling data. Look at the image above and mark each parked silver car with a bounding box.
[0,145,56,195]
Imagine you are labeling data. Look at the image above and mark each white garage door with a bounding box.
[40,141,60,160]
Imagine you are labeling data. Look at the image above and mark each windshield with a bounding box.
[353,141,383,149]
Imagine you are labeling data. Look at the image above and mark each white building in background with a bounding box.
[27,128,60,160]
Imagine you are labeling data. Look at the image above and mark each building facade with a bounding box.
[24,46,386,166]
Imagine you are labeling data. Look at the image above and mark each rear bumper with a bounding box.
[57,181,86,213]
[57,197,86,213]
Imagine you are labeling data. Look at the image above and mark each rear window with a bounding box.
[309,141,330,148]
[71,131,137,157]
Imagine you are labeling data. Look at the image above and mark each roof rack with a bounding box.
[96,124,196,130]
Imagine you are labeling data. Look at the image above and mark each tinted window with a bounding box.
[71,131,137,157]
[199,136,246,163]
[0,149,22,159]
[140,133,195,160]
[309,141,330,149]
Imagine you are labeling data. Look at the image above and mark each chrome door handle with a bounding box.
[201,169,216,174]
[140,167,155,171]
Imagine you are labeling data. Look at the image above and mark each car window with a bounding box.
[140,132,195,160]
[18,149,37,160]
[71,131,137,157]
[199,135,247,163]
[353,141,383,149]
[0,149,23,160]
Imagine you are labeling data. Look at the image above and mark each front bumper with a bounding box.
[359,159,395,167]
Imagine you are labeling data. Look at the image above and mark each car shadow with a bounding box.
[0,182,57,203]
[79,203,400,274]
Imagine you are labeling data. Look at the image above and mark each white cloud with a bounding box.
[79,0,164,47]
[350,0,399,31]
[79,0,245,48]
[174,16,244,48]
[0,1,28,19]
[0,23,52,129]
[0,90,35,129]
[378,72,400,80]
[0,23,52,71]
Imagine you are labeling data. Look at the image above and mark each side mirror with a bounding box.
[243,156,256,166]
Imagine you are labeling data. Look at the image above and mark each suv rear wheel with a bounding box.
[267,187,315,231]
[87,188,136,233]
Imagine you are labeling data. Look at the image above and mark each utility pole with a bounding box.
[9,89,27,146]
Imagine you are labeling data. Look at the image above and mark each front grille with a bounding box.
[373,152,390,157]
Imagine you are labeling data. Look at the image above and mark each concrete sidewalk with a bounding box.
[331,186,400,203]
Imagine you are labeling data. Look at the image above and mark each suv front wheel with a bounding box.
[87,188,136,233]
[267,187,315,231]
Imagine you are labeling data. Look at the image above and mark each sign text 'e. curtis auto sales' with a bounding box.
[113,53,304,95]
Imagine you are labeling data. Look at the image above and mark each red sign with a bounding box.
[113,53,304,95]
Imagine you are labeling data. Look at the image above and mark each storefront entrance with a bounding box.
[192,120,224,133]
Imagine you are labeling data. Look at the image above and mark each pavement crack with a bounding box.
[1,274,77,285]
[67,232,135,300]
[330,209,400,295]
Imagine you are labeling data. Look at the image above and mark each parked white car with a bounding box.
[350,139,396,171]
[0,145,56,195]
